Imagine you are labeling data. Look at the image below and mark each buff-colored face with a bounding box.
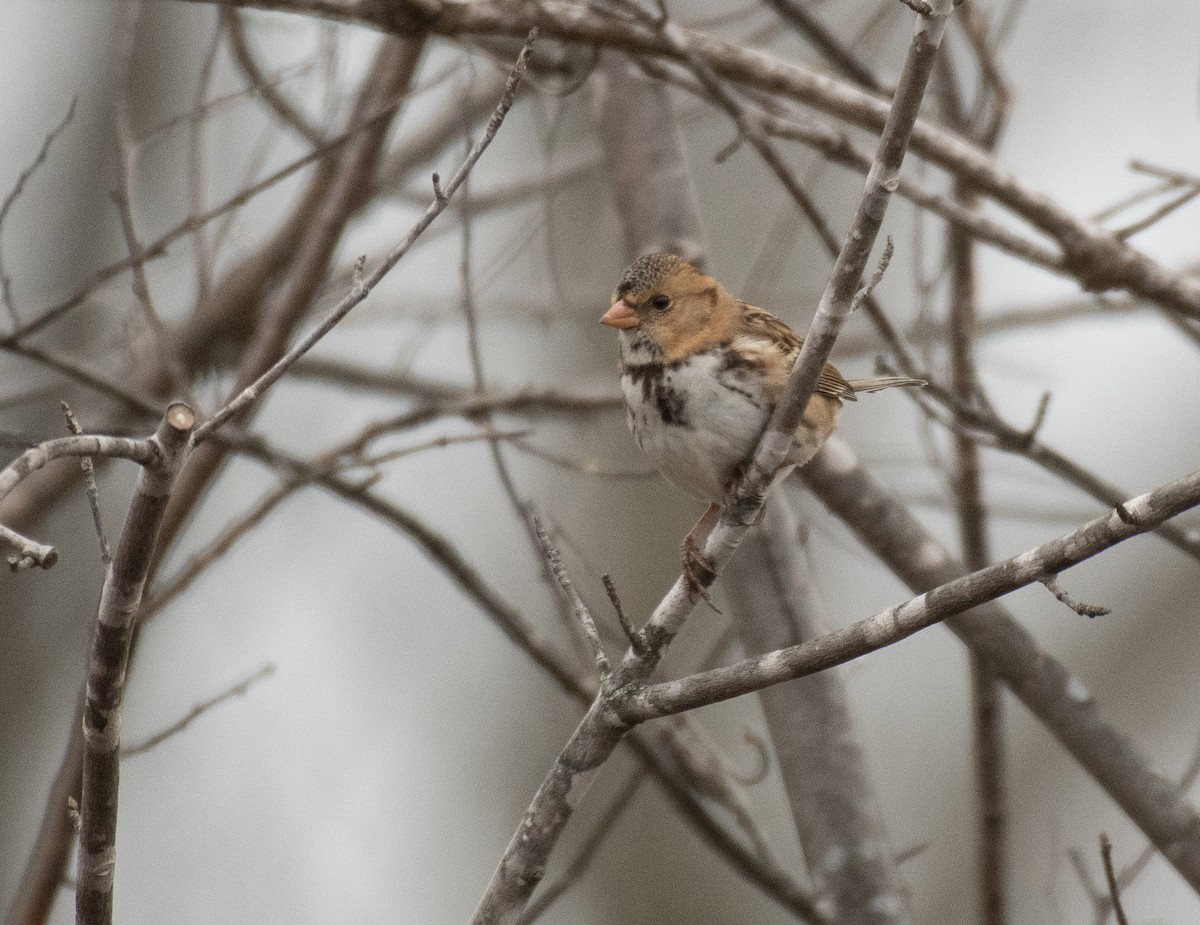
[600,254,739,364]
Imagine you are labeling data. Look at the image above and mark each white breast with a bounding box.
[620,347,769,502]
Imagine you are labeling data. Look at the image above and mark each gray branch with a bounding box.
[76,404,196,925]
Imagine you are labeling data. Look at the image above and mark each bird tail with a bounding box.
[845,376,927,395]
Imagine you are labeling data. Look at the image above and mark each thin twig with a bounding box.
[849,236,894,313]
[4,93,416,347]
[1113,184,1200,241]
[895,0,935,14]
[1098,834,1131,925]
[0,97,76,325]
[1039,574,1111,618]
[193,30,538,444]
[602,574,644,655]
[1128,159,1200,187]
[122,664,277,756]
[534,518,609,679]
[61,402,112,566]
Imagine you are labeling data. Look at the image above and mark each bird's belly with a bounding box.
[622,353,769,502]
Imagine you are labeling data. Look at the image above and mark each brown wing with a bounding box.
[736,303,857,403]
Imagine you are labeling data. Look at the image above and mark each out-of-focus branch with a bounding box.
[725,496,909,925]
[589,51,706,267]
[193,32,534,442]
[936,33,1008,925]
[0,98,76,325]
[76,404,196,925]
[765,0,886,93]
[787,440,1200,896]
[4,692,84,925]
[188,0,1200,321]
[223,5,324,145]
[900,371,1200,565]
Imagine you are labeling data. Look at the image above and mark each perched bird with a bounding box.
[600,252,923,597]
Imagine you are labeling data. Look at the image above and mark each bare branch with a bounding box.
[76,403,196,925]
[738,1,952,516]
[122,664,277,757]
[0,430,160,568]
[602,574,644,656]
[193,31,538,443]
[61,402,111,566]
[623,463,1200,719]
[3,92,416,347]
[534,518,609,679]
[519,768,648,924]
[1099,834,1131,925]
[0,97,76,325]
[799,439,1200,896]
[1039,574,1111,619]
[1113,183,1200,241]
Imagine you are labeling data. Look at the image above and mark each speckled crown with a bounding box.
[615,253,688,297]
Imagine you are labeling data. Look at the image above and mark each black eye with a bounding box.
[650,294,671,311]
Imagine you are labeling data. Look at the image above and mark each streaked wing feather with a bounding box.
[736,302,857,402]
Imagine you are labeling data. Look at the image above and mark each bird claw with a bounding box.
[724,485,765,528]
[681,535,720,610]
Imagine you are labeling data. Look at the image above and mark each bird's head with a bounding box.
[601,253,738,363]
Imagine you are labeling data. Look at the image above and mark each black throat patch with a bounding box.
[624,361,689,427]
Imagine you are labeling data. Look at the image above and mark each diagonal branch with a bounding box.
[192,30,537,443]
[622,461,1200,719]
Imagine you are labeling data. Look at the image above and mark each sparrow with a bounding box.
[600,252,924,598]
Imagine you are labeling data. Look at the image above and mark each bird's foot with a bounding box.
[681,534,719,609]
[724,481,766,528]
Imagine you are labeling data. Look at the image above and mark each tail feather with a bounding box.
[845,376,927,395]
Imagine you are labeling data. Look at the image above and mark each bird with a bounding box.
[600,252,924,599]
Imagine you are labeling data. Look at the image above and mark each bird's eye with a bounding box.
[650,294,671,311]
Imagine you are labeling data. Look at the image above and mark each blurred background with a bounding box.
[2,1,1199,923]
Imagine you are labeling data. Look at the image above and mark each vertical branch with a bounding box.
[76,404,195,925]
[4,692,84,925]
[589,51,707,266]
[937,30,1012,924]
[725,495,910,925]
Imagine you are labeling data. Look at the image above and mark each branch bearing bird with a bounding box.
[601,253,924,597]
